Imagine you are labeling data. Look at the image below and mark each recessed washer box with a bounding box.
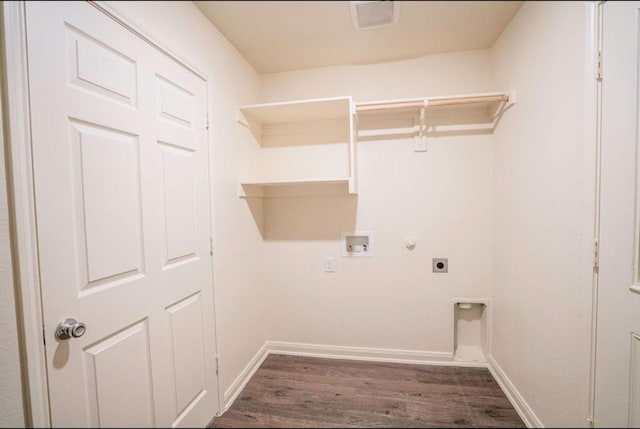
[342,231,374,257]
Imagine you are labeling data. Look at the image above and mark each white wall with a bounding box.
[0,85,26,427]
[261,49,494,103]
[104,1,267,401]
[259,51,498,356]
[491,1,593,426]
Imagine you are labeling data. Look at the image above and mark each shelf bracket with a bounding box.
[418,100,427,138]
[414,99,429,152]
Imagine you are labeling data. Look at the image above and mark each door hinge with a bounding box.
[206,112,210,130]
[42,324,46,346]
[215,356,219,376]
[210,236,213,256]
[596,50,603,80]
[593,239,599,270]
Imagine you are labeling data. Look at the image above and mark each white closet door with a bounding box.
[25,2,218,427]
[595,1,640,426]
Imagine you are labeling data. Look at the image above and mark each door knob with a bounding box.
[55,318,86,340]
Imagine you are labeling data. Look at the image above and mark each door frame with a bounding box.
[0,2,221,426]
[1,2,49,426]
[587,3,604,426]
[589,1,640,425]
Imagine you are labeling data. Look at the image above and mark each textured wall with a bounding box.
[0,80,25,426]
[491,1,592,426]
[260,51,496,355]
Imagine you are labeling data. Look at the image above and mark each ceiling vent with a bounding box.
[350,1,400,30]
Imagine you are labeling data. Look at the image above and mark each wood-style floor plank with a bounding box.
[209,354,525,428]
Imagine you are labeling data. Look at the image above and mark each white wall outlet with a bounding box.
[324,256,336,273]
[414,135,427,152]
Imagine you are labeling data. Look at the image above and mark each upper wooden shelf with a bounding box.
[356,93,510,113]
[239,96,353,125]
[355,91,515,135]
[237,96,357,197]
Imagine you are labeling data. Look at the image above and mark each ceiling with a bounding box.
[194,1,523,74]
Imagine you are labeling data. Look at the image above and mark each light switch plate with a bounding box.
[414,135,427,152]
[324,256,336,273]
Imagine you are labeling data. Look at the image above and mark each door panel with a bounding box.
[157,75,195,128]
[73,120,144,284]
[160,143,198,265]
[167,293,207,417]
[25,2,218,427]
[69,27,138,106]
[86,320,155,428]
[594,1,640,426]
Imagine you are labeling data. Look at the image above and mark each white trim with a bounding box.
[586,1,602,425]
[222,342,269,412]
[266,340,487,368]
[203,77,223,416]
[488,355,543,428]
[0,2,50,427]
[633,0,640,294]
[90,1,208,81]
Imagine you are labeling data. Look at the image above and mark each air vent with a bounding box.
[350,1,399,30]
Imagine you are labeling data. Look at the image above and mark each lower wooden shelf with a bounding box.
[239,177,356,198]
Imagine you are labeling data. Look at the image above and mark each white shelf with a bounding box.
[237,92,512,197]
[241,177,351,187]
[239,177,354,198]
[238,96,357,197]
[240,96,352,125]
[355,91,514,139]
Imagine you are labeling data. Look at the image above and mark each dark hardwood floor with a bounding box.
[209,354,526,428]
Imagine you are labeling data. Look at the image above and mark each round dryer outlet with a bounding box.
[432,258,448,273]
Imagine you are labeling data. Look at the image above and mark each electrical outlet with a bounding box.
[432,258,448,273]
[324,256,336,273]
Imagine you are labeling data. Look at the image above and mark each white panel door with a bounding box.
[594,1,640,426]
[25,2,219,427]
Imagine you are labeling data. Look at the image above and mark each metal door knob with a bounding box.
[55,318,86,340]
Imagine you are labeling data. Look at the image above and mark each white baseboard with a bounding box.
[488,354,543,428]
[222,341,269,412]
[267,340,490,368]
[221,340,495,414]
